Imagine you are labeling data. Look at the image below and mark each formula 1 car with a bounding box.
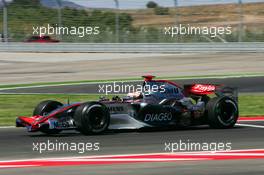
[16,75,239,135]
[25,36,60,43]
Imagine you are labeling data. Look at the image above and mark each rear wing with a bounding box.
[184,84,238,103]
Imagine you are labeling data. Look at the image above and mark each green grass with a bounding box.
[0,72,263,89]
[0,94,101,126]
[238,94,264,116]
[0,94,263,126]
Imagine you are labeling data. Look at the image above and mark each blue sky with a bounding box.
[70,0,264,9]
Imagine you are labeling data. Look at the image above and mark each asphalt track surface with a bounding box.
[0,119,264,175]
[0,76,264,174]
[1,76,264,94]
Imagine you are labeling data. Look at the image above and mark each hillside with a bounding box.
[40,0,85,9]
[125,2,264,29]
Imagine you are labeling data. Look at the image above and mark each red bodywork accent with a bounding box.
[142,75,156,81]
[36,103,81,124]
[17,103,81,130]
[18,116,41,125]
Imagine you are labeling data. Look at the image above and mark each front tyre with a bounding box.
[33,100,63,134]
[206,96,238,129]
[74,102,110,135]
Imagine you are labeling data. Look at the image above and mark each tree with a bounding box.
[146,1,158,8]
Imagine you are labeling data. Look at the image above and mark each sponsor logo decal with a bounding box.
[107,106,125,113]
[144,112,173,122]
[192,84,215,93]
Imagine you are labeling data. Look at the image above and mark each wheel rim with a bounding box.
[87,106,107,130]
[215,99,238,126]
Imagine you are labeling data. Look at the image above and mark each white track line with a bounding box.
[0,74,263,91]
[0,126,15,129]
[236,123,264,129]
[0,165,39,168]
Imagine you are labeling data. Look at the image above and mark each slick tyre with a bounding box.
[74,102,110,135]
[206,96,238,129]
[33,100,63,134]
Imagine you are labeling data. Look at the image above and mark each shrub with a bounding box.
[154,7,169,15]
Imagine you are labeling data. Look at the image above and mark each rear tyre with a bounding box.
[74,102,110,135]
[206,96,238,129]
[33,100,63,134]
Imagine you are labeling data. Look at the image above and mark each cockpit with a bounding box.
[125,76,184,104]
[142,80,184,104]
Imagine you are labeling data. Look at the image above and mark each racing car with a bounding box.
[16,75,239,135]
